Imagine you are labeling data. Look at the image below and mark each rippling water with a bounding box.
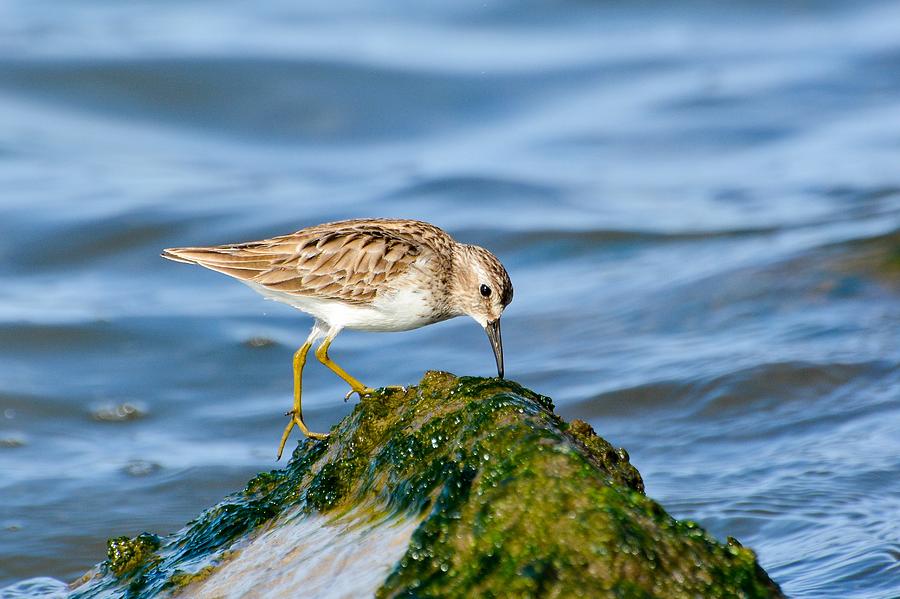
[1,1,899,597]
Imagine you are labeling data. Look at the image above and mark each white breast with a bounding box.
[245,279,449,333]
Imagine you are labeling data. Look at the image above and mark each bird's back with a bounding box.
[162,219,456,306]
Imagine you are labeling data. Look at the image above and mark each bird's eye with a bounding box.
[480,284,492,298]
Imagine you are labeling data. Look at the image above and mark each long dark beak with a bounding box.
[485,319,504,379]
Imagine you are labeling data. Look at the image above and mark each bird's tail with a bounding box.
[161,246,277,280]
[160,247,199,265]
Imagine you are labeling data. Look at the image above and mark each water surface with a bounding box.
[1,1,899,597]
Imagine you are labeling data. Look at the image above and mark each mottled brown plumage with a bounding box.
[162,218,513,457]
[162,219,461,306]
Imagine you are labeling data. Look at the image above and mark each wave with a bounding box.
[0,56,600,144]
[568,359,896,423]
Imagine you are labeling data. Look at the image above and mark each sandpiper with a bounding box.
[162,218,513,459]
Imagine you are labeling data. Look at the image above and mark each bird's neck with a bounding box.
[446,244,478,317]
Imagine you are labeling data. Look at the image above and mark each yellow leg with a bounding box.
[315,336,375,400]
[277,341,328,460]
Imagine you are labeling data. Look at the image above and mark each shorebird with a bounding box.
[162,218,513,459]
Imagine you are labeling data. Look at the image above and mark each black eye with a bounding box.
[480,284,492,298]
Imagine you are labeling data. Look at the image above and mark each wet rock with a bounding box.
[70,372,783,598]
[91,402,146,423]
[243,336,276,349]
[0,434,26,448]
[120,460,162,477]
[106,534,161,577]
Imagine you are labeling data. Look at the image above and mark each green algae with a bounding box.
[106,534,161,577]
[830,230,900,288]
[168,563,220,595]
[881,233,900,278]
[71,371,782,598]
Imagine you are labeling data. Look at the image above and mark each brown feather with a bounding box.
[161,219,460,305]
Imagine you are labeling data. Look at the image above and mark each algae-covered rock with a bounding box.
[70,372,782,598]
[105,534,161,577]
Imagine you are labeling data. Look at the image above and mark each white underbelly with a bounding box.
[245,281,446,332]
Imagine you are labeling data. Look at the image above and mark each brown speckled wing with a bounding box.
[162,220,438,305]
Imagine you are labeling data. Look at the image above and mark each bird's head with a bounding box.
[452,244,514,378]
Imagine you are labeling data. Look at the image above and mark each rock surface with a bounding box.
[70,372,783,598]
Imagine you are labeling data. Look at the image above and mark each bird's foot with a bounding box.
[344,385,407,402]
[276,411,328,460]
[344,386,376,402]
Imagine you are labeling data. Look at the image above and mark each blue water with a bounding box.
[1,1,899,597]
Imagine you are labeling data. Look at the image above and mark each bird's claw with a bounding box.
[344,387,376,402]
[277,414,329,460]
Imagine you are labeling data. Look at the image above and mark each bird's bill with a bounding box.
[485,319,504,379]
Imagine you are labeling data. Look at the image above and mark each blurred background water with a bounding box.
[0,0,898,597]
